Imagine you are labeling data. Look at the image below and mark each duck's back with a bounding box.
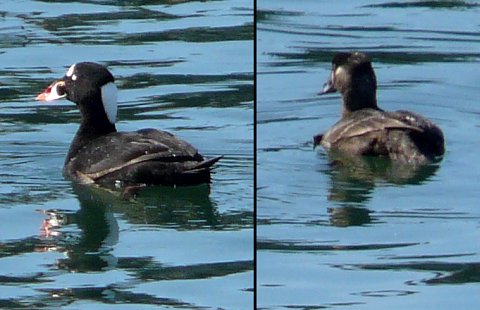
[65,128,221,186]
[317,109,444,164]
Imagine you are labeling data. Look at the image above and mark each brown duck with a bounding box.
[314,52,445,164]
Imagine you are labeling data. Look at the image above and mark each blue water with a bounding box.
[0,1,253,308]
[3,0,480,308]
[257,0,480,309]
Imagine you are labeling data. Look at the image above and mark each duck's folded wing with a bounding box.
[71,129,203,175]
[324,111,423,145]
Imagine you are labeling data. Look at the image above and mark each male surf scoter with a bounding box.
[36,62,222,187]
[314,52,444,164]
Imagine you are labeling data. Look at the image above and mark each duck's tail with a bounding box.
[178,156,223,185]
[193,156,223,170]
[185,156,223,174]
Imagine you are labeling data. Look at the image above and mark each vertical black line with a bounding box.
[253,0,258,308]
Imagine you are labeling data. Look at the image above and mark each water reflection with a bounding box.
[42,182,251,261]
[318,151,441,227]
[40,184,120,272]
[43,182,234,242]
[321,152,440,201]
[35,287,198,309]
[257,0,479,308]
[266,49,480,68]
[0,182,252,306]
[348,260,480,285]
[257,240,418,252]
[111,184,220,228]
[20,7,253,45]
[1,0,252,307]
[328,206,372,227]
[365,1,480,9]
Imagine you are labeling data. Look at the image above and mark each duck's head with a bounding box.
[320,52,378,116]
[36,62,118,126]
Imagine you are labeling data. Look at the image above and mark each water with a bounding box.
[257,0,480,309]
[0,0,253,308]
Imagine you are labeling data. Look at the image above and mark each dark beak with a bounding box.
[318,71,336,95]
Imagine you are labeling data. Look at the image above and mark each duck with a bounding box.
[36,62,222,188]
[314,52,445,164]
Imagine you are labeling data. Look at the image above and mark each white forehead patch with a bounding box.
[101,82,118,124]
[66,64,76,77]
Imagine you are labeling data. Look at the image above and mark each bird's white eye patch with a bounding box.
[66,64,76,77]
[101,82,118,124]
[71,74,77,81]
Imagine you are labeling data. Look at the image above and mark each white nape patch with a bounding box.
[101,82,118,124]
[66,64,76,77]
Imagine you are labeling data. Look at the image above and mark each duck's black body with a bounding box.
[315,52,444,164]
[37,62,221,187]
[66,128,220,187]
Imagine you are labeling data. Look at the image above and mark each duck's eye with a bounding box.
[56,83,67,96]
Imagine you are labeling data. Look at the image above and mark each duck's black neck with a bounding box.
[65,114,117,165]
[341,87,379,118]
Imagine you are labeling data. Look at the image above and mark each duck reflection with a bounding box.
[40,183,219,272]
[319,151,441,227]
[0,184,251,306]
[328,206,372,227]
[40,184,120,272]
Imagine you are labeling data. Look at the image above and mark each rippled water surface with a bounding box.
[258,0,480,309]
[0,0,253,308]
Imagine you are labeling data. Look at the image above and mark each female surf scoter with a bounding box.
[36,62,221,187]
[314,52,444,164]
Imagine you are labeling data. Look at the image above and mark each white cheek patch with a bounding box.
[66,64,76,77]
[101,82,118,124]
[334,66,346,79]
